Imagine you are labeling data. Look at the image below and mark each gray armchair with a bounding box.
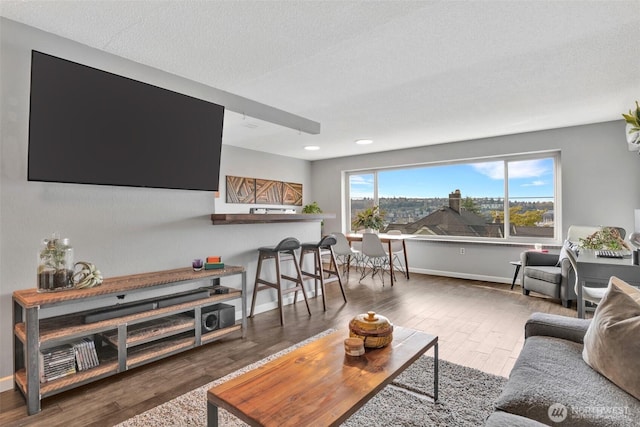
[520,225,606,308]
[520,250,576,308]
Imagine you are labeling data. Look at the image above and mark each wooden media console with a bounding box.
[12,266,246,415]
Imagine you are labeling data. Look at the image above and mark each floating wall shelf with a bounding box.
[210,213,335,225]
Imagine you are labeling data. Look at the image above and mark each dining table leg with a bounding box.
[387,240,395,286]
[402,239,409,279]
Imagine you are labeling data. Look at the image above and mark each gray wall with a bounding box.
[0,19,318,390]
[311,121,640,281]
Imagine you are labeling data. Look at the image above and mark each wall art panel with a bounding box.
[226,175,302,206]
[256,179,283,204]
[226,176,255,204]
[282,182,303,206]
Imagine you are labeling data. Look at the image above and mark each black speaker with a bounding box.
[217,303,235,329]
[201,310,219,332]
[199,303,235,333]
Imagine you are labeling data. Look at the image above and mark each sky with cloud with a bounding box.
[350,157,554,200]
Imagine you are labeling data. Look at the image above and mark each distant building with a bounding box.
[386,190,504,238]
[541,210,554,225]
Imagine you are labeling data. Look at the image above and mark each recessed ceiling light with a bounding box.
[304,145,320,151]
[355,139,373,145]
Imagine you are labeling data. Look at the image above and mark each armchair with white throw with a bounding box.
[520,225,600,308]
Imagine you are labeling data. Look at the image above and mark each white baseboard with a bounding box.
[0,375,13,393]
[245,289,319,318]
[409,268,514,285]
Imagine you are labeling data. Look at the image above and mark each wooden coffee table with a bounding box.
[207,326,438,427]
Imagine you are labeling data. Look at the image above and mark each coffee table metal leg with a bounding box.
[434,342,439,402]
[207,401,219,427]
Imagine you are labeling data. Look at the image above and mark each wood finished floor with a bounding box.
[0,272,574,427]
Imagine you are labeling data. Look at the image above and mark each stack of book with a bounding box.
[72,338,100,371]
[205,255,224,270]
[39,344,76,383]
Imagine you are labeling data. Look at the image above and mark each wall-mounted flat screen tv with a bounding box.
[28,50,224,191]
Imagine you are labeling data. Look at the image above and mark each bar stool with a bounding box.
[250,237,311,326]
[299,234,347,311]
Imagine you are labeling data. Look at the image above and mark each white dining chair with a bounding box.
[359,232,390,285]
[566,246,607,318]
[384,230,406,279]
[331,232,361,277]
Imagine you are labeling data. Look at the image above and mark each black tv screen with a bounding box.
[28,50,224,191]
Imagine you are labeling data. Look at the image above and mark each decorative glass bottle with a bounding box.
[37,234,74,292]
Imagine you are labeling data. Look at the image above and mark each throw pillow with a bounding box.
[582,276,640,400]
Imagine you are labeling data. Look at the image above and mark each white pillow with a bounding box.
[556,240,578,266]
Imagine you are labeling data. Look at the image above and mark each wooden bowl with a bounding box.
[349,311,393,348]
[344,337,365,356]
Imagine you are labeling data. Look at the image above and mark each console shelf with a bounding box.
[125,334,195,369]
[101,315,196,348]
[12,266,246,415]
[15,360,120,397]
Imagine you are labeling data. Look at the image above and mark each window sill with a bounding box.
[407,236,562,249]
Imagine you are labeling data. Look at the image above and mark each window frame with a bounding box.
[344,150,561,244]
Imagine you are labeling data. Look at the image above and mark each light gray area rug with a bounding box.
[117,330,507,426]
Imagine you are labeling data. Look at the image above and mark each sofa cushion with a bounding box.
[583,277,640,401]
[523,266,561,284]
[494,335,640,426]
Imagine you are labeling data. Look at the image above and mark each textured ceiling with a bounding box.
[1,0,639,160]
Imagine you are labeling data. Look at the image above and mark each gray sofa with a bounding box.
[485,313,640,426]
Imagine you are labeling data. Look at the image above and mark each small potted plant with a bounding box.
[302,201,324,227]
[302,201,323,215]
[579,227,631,251]
[352,205,385,233]
[622,100,640,151]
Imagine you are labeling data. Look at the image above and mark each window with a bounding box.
[346,153,558,241]
[349,173,375,230]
